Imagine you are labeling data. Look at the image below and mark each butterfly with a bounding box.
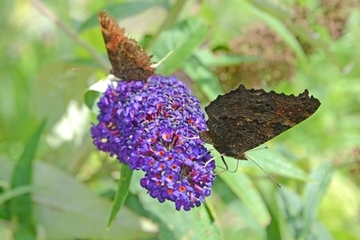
[98,11,155,81]
[200,84,320,160]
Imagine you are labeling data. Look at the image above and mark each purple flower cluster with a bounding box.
[91,75,215,210]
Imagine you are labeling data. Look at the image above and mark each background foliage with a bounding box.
[1,0,360,239]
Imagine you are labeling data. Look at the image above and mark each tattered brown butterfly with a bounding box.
[98,11,155,81]
[200,84,320,160]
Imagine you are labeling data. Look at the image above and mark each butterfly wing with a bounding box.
[203,84,320,159]
[98,11,155,81]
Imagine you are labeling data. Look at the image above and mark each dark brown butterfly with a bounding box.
[98,11,155,81]
[200,84,320,160]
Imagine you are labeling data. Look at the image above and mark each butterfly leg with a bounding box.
[209,155,240,175]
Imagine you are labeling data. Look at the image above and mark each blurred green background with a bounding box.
[1,0,360,239]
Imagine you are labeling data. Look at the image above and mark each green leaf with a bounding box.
[0,157,154,239]
[85,79,114,113]
[211,177,266,238]
[31,161,153,239]
[184,62,223,100]
[310,221,334,240]
[246,149,311,182]
[0,185,38,206]
[152,17,209,75]
[10,120,46,238]
[130,171,220,239]
[220,169,271,227]
[107,164,133,228]
[240,1,309,72]
[191,204,221,240]
[79,1,169,32]
[302,162,334,239]
[276,183,334,240]
[276,187,304,240]
[84,90,100,113]
[194,49,256,67]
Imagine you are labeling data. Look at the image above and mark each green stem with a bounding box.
[30,0,108,70]
[147,0,187,49]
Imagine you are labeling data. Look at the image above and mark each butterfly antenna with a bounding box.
[248,146,268,153]
[205,154,241,175]
[204,156,215,168]
[152,50,173,68]
[246,155,283,188]
[204,153,225,168]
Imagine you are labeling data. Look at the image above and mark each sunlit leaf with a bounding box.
[152,17,209,75]
[220,170,271,227]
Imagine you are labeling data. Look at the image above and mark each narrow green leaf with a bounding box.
[107,164,133,228]
[246,150,311,182]
[247,0,290,20]
[194,49,256,67]
[276,187,303,240]
[0,185,38,206]
[220,169,271,227]
[302,162,334,239]
[240,1,309,73]
[10,120,46,238]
